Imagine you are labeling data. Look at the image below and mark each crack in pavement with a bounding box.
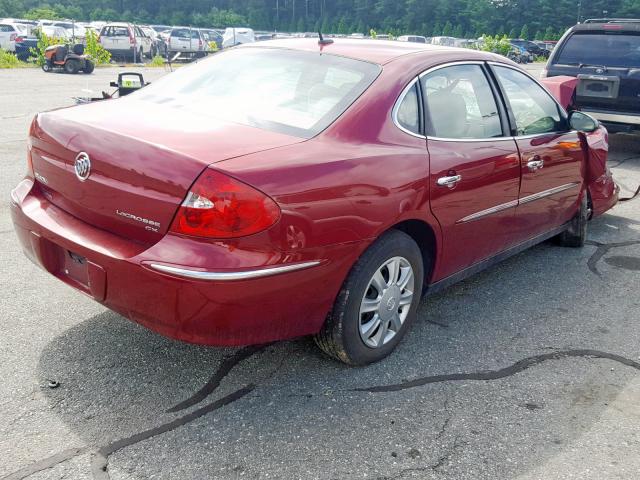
[166,345,267,413]
[354,350,640,393]
[586,239,640,276]
[1,447,89,480]
[91,386,255,480]
[609,155,639,168]
[5,348,640,479]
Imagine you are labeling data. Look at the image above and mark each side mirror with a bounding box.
[569,111,599,133]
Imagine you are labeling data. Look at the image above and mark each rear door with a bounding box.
[422,63,522,279]
[549,30,640,115]
[491,64,584,239]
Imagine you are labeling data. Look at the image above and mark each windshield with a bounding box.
[555,32,640,68]
[135,47,381,138]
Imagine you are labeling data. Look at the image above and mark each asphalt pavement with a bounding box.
[0,64,639,480]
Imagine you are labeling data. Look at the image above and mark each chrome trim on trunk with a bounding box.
[148,260,322,281]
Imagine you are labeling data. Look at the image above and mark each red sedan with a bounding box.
[10,39,618,364]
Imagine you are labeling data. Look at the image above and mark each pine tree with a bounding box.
[519,24,529,40]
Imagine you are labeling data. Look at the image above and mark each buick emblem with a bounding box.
[74,152,91,181]
[595,68,605,74]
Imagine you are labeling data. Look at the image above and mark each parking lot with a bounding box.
[1,64,639,480]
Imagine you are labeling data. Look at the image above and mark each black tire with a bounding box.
[314,230,425,365]
[41,62,52,72]
[556,192,588,248]
[64,59,79,74]
[82,60,94,74]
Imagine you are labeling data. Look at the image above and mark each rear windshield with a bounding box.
[172,28,200,39]
[555,32,640,68]
[135,48,381,138]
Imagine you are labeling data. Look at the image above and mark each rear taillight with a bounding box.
[170,169,280,238]
[15,36,24,43]
[129,28,135,44]
[27,145,33,176]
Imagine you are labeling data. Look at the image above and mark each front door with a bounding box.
[422,63,522,280]
[491,65,584,239]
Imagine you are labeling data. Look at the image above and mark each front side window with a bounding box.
[421,64,503,139]
[493,66,565,136]
[135,48,380,138]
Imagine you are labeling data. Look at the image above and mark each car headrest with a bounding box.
[427,90,468,138]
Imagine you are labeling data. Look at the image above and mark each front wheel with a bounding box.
[42,62,52,72]
[556,192,588,247]
[314,230,424,365]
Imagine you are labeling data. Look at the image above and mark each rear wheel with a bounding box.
[314,230,424,365]
[556,192,588,247]
[64,59,79,74]
[41,62,52,72]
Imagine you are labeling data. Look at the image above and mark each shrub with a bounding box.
[0,49,22,68]
[148,55,165,67]
[478,34,512,57]
[84,29,111,65]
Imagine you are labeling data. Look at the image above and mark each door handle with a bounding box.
[527,156,544,172]
[437,175,462,188]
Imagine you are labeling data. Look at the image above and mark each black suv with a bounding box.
[544,19,640,133]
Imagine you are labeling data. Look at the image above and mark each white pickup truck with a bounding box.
[0,23,28,52]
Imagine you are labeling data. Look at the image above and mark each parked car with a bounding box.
[200,28,223,49]
[533,40,553,57]
[222,27,255,48]
[11,39,617,365]
[98,22,153,61]
[40,25,70,40]
[167,27,208,58]
[0,22,28,52]
[510,38,546,57]
[543,18,640,133]
[397,35,429,43]
[140,25,164,57]
[431,36,456,46]
[14,34,38,60]
[509,43,533,63]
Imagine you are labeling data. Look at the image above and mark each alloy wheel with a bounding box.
[358,256,415,348]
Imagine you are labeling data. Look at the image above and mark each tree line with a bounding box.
[1,0,639,40]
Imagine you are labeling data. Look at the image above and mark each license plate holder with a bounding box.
[577,74,620,99]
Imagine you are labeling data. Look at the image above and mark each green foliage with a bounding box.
[148,55,165,67]
[24,6,60,20]
[84,28,111,65]
[478,34,512,57]
[369,29,377,39]
[2,0,639,40]
[0,48,24,68]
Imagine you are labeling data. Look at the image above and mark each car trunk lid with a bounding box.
[30,99,304,245]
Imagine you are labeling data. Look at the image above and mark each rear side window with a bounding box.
[422,64,503,139]
[135,48,381,138]
[493,66,565,136]
[396,84,420,135]
[555,32,640,68]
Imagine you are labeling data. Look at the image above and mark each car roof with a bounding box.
[238,38,476,65]
[571,21,640,33]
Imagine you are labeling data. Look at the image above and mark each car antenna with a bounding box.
[318,30,333,46]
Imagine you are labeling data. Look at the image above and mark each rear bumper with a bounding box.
[583,109,640,128]
[10,179,362,346]
[104,47,135,57]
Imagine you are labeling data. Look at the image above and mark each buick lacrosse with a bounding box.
[10,39,618,364]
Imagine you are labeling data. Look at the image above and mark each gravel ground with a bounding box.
[0,64,639,480]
